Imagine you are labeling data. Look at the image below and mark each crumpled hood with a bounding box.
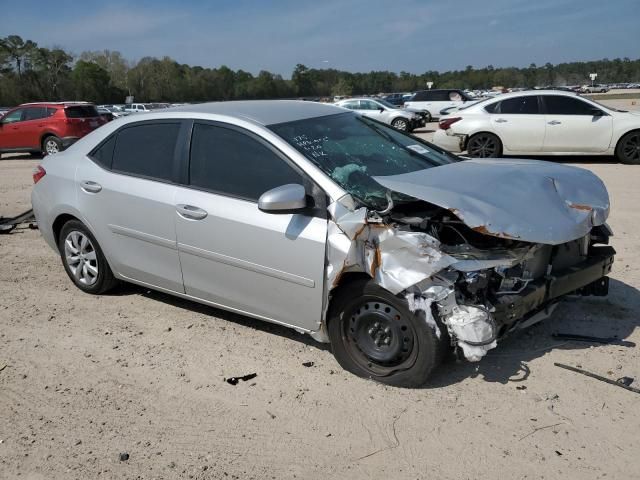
[374,159,610,245]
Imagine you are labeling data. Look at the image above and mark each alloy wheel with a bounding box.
[468,135,499,158]
[621,133,640,163]
[64,230,99,286]
[45,139,60,155]
[393,119,408,131]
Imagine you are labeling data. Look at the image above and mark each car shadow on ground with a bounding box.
[426,278,639,388]
[111,282,332,352]
[110,278,638,385]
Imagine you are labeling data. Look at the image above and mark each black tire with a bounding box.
[424,111,432,123]
[42,135,63,156]
[58,220,119,294]
[466,132,502,158]
[615,130,640,165]
[327,279,446,388]
[391,117,409,131]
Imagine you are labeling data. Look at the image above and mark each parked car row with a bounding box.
[334,97,426,132]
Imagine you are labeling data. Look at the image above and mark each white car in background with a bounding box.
[433,90,640,164]
[404,89,475,120]
[335,98,424,132]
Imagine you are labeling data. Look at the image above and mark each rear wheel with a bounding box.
[615,131,640,165]
[466,132,502,158]
[58,220,118,294]
[42,136,62,156]
[328,279,445,388]
[391,118,409,131]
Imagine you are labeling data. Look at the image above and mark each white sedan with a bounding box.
[432,90,640,164]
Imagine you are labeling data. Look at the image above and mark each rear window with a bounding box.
[65,106,99,118]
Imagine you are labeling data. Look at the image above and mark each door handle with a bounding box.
[176,204,208,220]
[495,118,508,123]
[548,120,562,125]
[81,180,102,193]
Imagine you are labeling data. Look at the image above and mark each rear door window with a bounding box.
[189,123,303,201]
[111,123,181,181]
[89,135,116,169]
[496,96,540,114]
[22,107,48,121]
[65,105,99,118]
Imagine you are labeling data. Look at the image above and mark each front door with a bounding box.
[541,95,613,153]
[174,122,328,331]
[0,108,27,149]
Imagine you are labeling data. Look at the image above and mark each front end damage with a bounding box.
[318,161,615,362]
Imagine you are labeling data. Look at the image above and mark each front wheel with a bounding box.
[466,132,502,158]
[615,131,640,165]
[328,280,445,388]
[391,118,409,131]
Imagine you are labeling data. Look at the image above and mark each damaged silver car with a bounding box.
[32,101,615,387]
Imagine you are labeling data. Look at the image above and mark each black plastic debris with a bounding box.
[0,209,36,234]
[119,452,130,461]
[302,362,315,368]
[617,376,635,387]
[225,373,257,385]
[552,333,636,347]
[554,363,640,394]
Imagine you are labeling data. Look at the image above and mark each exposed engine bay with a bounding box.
[320,194,615,362]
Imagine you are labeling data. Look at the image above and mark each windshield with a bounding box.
[269,113,457,209]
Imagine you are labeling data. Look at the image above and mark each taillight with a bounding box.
[33,165,46,184]
[439,117,462,130]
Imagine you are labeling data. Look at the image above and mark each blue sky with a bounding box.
[1,0,638,76]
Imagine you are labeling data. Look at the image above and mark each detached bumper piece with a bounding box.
[0,209,36,234]
[493,246,615,326]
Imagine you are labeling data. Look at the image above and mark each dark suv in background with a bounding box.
[0,102,107,156]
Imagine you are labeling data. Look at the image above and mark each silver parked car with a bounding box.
[32,100,615,387]
[334,98,424,131]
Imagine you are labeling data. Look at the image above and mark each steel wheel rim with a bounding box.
[64,231,99,286]
[45,139,59,155]
[622,134,640,161]
[468,135,497,157]
[393,119,408,131]
[343,300,418,376]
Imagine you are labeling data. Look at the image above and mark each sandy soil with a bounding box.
[1,150,639,480]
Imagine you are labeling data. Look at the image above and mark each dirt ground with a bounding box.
[1,144,639,479]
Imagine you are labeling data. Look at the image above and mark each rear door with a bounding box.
[76,120,187,292]
[358,100,386,122]
[173,121,328,331]
[541,95,613,152]
[489,95,546,152]
[0,108,27,149]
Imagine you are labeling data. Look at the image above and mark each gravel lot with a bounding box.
[1,139,639,479]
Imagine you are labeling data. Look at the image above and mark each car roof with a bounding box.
[18,101,94,107]
[486,89,580,100]
[168,100,344,125]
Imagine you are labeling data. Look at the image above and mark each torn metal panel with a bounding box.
[326,197,456,296]
[373,159,610,245]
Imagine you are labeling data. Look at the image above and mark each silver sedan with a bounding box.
[334,97,424,131]
[32,100,615,387]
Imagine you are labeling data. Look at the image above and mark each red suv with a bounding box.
[0,102,107,156]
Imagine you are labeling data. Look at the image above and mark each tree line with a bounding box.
[1,34,639,106]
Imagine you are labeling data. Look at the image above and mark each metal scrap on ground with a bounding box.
[554,363,640,394]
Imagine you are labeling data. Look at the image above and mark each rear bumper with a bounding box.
[493,246,615,326]
[433,129,465,153]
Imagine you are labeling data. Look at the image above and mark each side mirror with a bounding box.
[379,107,385,112]
[590,108,605,117]
[258,184,307,213]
